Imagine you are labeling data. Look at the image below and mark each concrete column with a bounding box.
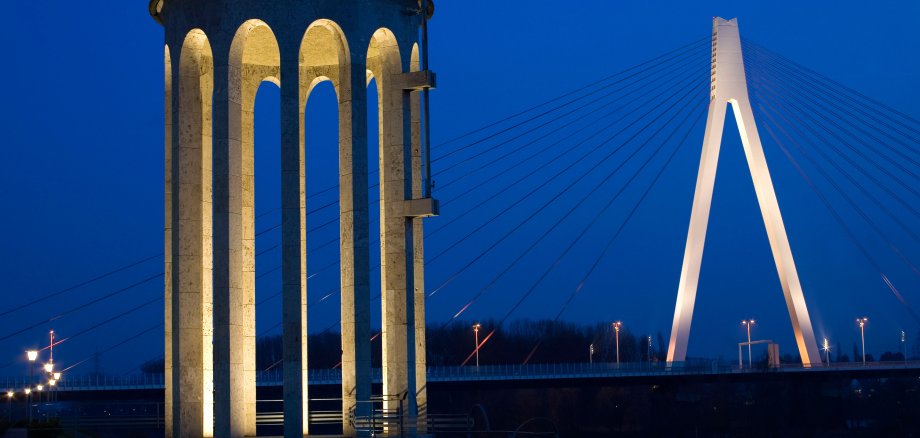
[340,62,372,435]
[408,55,428,434]
[376,58,417,429]
[172,29,214,438]
[212,53,242,438]
[215,47,265,437]
[240,69,259,437]
[281,54,308,438]
[163,44,173,438]
[216,39,277,433]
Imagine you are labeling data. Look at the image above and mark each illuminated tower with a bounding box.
[666,17,822,366]
[150,0,437,436]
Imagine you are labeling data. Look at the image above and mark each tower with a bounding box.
[151,0,438,436]
[666,17,822,366]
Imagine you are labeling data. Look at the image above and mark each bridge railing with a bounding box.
[4,360,919,390]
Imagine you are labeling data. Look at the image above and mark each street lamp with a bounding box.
[26,350,37,424]
[472,323,481,368]
[24,387,31,425]
[589,343,594,364]
[6,391,12,422]
[901,330,907,361]
[857,317,868,365]
[43,363,53,374]
[612,322,622,365]
[647,336,653,365]
[822,338,831,365]
[741,320,755,368]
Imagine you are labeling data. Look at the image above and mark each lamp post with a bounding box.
[472,323,481,368]
[901,330,907,361]
[6,391,12,422]
[822,338,831,365]
[612,322,622,365]
[52,373,61,404]
[741,320,755,368]
[48,330,54,366]
[26,350,37,425]
[24,388,31,425]
[647,336,653,365]
[857,317,868,365]
[589,343,594,364]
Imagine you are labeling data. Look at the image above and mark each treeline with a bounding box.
[137,319,917,373]
[141,319,667,373]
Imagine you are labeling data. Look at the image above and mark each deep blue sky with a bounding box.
[2,1,919,374]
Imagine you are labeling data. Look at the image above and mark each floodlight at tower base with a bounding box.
[665,17,822,367]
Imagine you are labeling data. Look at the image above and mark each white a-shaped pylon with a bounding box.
[666,17,822,366]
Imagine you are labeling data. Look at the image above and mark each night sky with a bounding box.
[2,1,919,374]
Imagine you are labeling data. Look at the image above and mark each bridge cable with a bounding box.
[743,68,920,223]
[295,55,711,287]
[742,45,920,180]
[429,44,709,177]
[743,43,920,171]
[522,96,707,364]
[278,47,710,249]
[442,80,707,328]
[0,293,162,370]
[0,272,163,343]
[289,38,709,204]
[265,39,712,223]
[435,55,708,208]
[752,93,920,325]
[459,84,707,366]
[427,74,708,303]
[746,60,920,273]
[743,40,920,136]
[249,59,711,334]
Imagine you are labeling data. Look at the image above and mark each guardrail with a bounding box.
[3,360,918,391]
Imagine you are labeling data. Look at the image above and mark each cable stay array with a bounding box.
[741,40,920,325]
[4,35,920,374]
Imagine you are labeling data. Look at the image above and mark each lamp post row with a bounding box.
[11,330,63,425]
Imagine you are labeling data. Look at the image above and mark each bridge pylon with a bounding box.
[666,17,822,367]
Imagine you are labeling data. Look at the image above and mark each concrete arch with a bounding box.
[298,18,373,436]
[213,18,282,438]
[299,18,350,99]
[173,28,214,438]
[366,27,402,88]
